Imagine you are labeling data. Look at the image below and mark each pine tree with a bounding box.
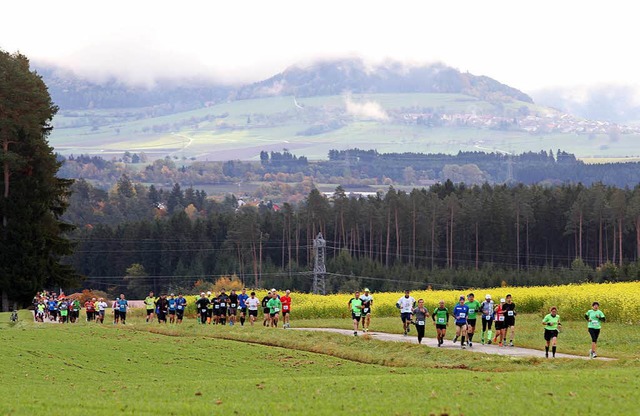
[0,50,79,310]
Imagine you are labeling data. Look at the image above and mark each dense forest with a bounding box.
[64,178,640,298]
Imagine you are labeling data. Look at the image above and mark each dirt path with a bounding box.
[293,327,612,360]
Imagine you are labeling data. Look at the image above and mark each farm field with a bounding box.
[2,310,640,416]
[48,93,640,161]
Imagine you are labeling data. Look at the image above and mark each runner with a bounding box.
[359,288,373,332]
[156,294,169,323]
[480,294,494,344]
[246,291,260,326]
[396,290,416,336]
[218,290,230,325]
[70,298,81,323]
[348,291,363,336]
[431,300,449,347]
[228,289,238,326]
[35,300,46,322]
[167,294,177,324]
[585,302,605,358]
[542,306,561,358]
[117,294,128,324]
[175,294,187,324]
[85,298,96,322]
[280,290,292,329]
[503,294,517,347]
[464,293,481,347]
[262,291,272,326]
[58,298,69,324]
[267,291,282,327]
[412,299,429,344]
[207,291,215,324]
[96,298,108,324]
[112,298,120,324]
[47,296,58,322]
[493,298,507,346]
[238,288,249,326]
[144,291,156,323]
[196,292,210,324]
[452,296,469,349]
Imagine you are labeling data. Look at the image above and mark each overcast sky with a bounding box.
[1,0,637,94]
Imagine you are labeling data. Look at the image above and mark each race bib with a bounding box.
[458,313,466,319]
[508,311,514,316]
[201,309,207,313]
[237,306,242,310]
[283,305,289,310]
[274,308,280,312]
[363,308,369,313]
[417,320,425,325]
[438,317,445,323]
[485,315,491,320]
[215,304,220,309]
[231,303,236,308]
[591,319,599,325]
[178,305,183,310]
[468,309,475,314]
[354,312,361,317]
[498,315,505,321]
[220,302,226,307]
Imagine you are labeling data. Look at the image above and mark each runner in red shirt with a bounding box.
[280,290,292,329]
[84,298,96,322]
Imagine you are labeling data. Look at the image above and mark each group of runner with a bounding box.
[34,287,605,358]
[193,288,292,328]
[349,289,606,358]
[32,292,110,324]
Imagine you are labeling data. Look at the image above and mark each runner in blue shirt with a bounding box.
[238,288,249,326]
[117,294,128,324]
[47,298,58,322]
[175,294,187,324]
[452,296,469,349]
[167,294,177,324]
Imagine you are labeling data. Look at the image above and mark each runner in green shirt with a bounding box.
[266,292,282,328]
[431,300,449,347]
[464,293,482,347]
[144,292,156,323]
[585,302,605,358]
[348,291,363,336]
[542,306,562,358]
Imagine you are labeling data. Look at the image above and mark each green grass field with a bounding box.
[48,93,640,161]
[2,310,639,415]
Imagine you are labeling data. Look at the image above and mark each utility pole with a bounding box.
[313,232,326,294]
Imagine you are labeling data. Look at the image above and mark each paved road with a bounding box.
[293,327,611,360]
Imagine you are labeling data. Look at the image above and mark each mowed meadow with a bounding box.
[3,281,640,415]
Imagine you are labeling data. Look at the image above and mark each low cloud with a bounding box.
[533,84,640,124]
[344,94,389,121]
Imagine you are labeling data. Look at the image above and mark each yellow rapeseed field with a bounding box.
[185,282,638,323]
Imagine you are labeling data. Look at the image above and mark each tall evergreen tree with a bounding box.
[0,50,79,309]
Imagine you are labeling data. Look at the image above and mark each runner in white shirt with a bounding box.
[246,292,261,326]
[359,289,374,332]
[396,290,416,336]
[96,298,108,324]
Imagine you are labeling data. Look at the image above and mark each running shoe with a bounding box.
[469,342,473,348]
[509,341,514,347]
[354,331,358,336]
[592,352,597,358]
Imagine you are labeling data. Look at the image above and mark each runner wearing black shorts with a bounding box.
[503,294,516,347]
[196,293,209,324]
[218,290,229,325]
[262,291,272,326]
[228,290,238,326]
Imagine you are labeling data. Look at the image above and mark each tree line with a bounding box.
[65,179,640,298]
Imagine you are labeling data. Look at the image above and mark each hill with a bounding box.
[234,58,533,103]
[39,58,640,161]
